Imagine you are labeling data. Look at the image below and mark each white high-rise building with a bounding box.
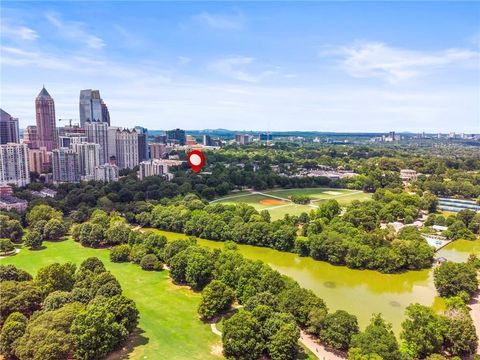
[0,143,30,187]
[85,121,108,164]
[52,148,80,183]
[94,164,119,183]
[71,142,101,180]
[138,159,182,181]
[115,129,139,169]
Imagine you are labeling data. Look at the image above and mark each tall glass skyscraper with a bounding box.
[0,109,20,144]
[79,89,110,127]
[35,86,58,151]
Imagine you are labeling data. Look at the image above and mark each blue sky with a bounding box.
[1,1,479,132]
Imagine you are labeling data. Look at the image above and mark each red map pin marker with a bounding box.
[187,149,205,173]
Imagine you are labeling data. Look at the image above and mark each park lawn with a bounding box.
[267,203,317,219]
[0,239,221,360]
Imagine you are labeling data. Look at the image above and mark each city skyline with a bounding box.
[1,2,479,132]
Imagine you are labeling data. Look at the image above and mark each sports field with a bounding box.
[212,188,371,220]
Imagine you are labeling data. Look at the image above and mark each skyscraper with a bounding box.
[166,128,186,146]
[52,148,80,183]
[79,89,110,127]
[27,147,50,174]
[0,109,20,144]
[0,143,30,187]
[134,126,149,161]
[71,142,101,180]
[35,86,58,151]
[107,126,120,163]
[94,164,119,183]
[115,129,139,169]
[85,121,109,164]
[23,126,38,149]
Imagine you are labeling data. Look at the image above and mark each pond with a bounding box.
[147,229,479,334]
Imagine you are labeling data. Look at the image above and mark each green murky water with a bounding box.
[149,229,479,334]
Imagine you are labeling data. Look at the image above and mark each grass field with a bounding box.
[0,239,221,360]
[212,188,371,220]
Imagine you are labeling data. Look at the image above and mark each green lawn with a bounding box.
[0,239,221,360]
[213,188,371,220]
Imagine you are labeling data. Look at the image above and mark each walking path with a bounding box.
[209,318,345,359]
[300,331,346,360]
[251,191,291,202]
[211,322,222,336]
[469,289,480,355]
[0,248,21,259]
[210,193,255,203]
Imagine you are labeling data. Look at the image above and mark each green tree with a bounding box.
[36,262,76,293]
[433,261,479,298]
[185,248,215,290]
[71,303,128,360]
[320,310,359,350]
[443,305,478,356]
[267,323,300,360]
[0,239,15,255]
[350,314,401,360]
[105,221,131,245]
[24,230,43,249]
[78,257,106,275]
[198,280,235,320]
[0,265,32,282]
[400,304,444,358]
[306,305,328,336]
[0,281,43,320]
[279,286,327,326]
[14,302,83,360]
[110,244,131,262]
[43,218,67,240]
[0,312,27,358]
[42,290,73,311]
[222,310,265,360]
[27,204,63,226]
[0,216,23,242]
[105,295,139,333]
[140,254,162,271]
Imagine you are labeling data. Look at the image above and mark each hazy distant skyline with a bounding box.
[1,2,479,132]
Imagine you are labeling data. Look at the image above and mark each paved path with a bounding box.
[209,318,345,360]
[469,289,480,355]
[300,331,346,360]
[251,191,291,202]
[210,193,255,203]
[0,248,21,259]
[211,322,222,336]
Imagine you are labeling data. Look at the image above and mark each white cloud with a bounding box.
[45,11,105,49]
[1,23,38,40]
[177,56,191,66]
[321,41,479,83]
[210,56,279,83]
[194,10,244,30]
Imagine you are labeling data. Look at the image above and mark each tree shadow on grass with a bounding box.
[105,328,150,360]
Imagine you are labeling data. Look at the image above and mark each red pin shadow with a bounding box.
[187,150,205,173]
